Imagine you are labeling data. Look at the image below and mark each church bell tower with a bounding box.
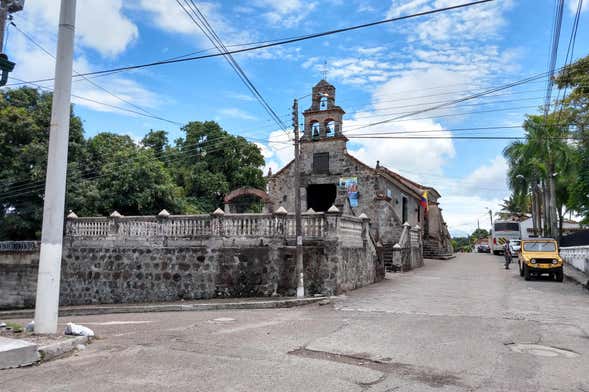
[302,79,346,141]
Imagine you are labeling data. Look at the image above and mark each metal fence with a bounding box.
[0,241,40,252]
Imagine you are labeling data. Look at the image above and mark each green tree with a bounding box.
[93,147,184,215]
[141,130,169,156]
[554,54,589,220]
[171,121,266,212]
[503,113,574,238]
[0,88,268,239]
[470,228,489,241]
[0,88,86,240]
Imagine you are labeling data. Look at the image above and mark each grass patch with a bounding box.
[5,322,23,333]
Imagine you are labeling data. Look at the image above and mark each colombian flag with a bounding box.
[420,191,428,212]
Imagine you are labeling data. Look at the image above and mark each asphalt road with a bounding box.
[2,253,589,391]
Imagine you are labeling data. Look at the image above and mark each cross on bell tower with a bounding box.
[302,79,346,141]
[321,60,328,80]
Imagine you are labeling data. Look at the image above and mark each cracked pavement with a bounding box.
[2,253,589,391]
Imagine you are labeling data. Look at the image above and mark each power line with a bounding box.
[0,133,291,200]
[553,0,583,127]
[175,0,288,133]
[347,135,581,140]
[8,20,182,126]
[344,125,525,137]
[543,0,565,115]
[344,68,563,133]
[8,76,183,125]
[5,0,494,86]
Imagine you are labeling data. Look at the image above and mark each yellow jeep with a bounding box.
[518,238,563,282]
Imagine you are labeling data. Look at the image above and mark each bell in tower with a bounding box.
[302,80,346,141]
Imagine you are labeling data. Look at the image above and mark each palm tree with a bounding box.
[504,113,574,238]
[504,140,544,235]
[496,195,529,220]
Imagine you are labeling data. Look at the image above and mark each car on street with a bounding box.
[509,239,521,258]
[517,238,563,282]
[477,244,490,253]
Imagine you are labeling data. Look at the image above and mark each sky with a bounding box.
[2,0,589,237]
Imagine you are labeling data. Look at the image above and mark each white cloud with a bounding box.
[567,0,589,13]
[461,156,508,199]
[356,46,387,56]
[386,0,431,18]
[260,130,293,175]
[23,0,138,57]
[416,156,509,234]
[5,6,158,118]
[345,118,455,175]
[438,194,503,234]
[253,0,318,28]
[135,1,295,61]
[387,0,513,42]
[218,108,257,121]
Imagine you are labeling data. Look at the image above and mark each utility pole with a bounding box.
[293,99,304,298]
[34,0,76,334]
[477,219,480,230]
[488,209,493,228]
[0,1,7,53]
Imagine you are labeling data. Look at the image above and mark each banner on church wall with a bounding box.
[339,177,359,207]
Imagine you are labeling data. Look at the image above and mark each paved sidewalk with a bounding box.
[0,296,325,320]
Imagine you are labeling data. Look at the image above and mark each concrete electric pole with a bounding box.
[34,0,76,334]
[292,99,304,298]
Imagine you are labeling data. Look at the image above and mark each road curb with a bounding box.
[38,336,90,362]
[0,297,326,320]
[564,265,589,290]
[0,337,39,369]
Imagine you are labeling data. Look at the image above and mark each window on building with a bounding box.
[313,152,329,174]
[325,120,335,137]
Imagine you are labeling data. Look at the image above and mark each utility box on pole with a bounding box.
[0,0,24,86]
[6,0,24,13]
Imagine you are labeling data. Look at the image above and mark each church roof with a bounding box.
[314,79,333,88]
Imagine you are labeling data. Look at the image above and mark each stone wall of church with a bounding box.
[267,139,422,244]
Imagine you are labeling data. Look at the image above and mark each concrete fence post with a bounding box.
[157,209,170,238]
[273,206,288,239]
[359,212,370,245]
[325,205,342,241]
[108,211,122,240]
[211,208,225,237]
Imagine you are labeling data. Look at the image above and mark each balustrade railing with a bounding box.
[65,212,354,242]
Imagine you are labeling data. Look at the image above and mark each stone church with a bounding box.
[267,80,453,258]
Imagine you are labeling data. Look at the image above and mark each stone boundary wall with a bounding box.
[0,246,39,310]
[0,212,382,309]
